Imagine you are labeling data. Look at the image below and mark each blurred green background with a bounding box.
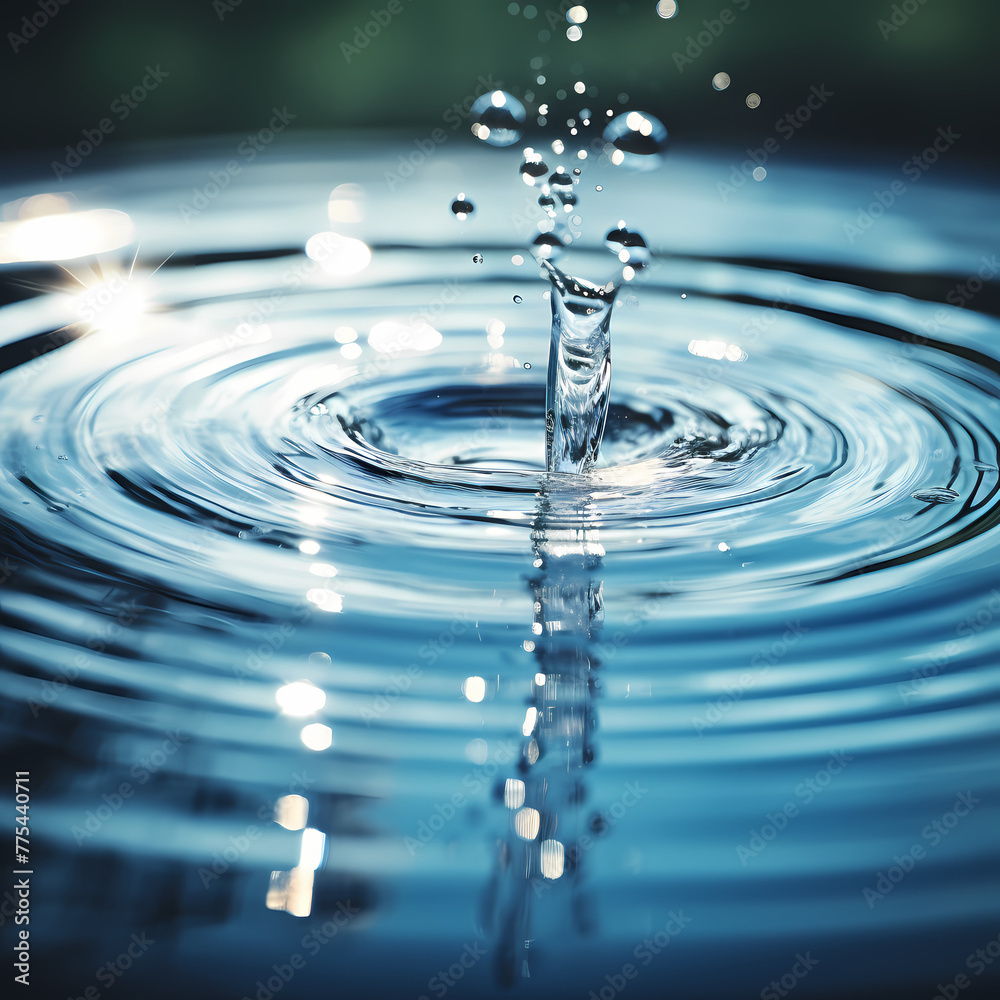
[3,0,998,164]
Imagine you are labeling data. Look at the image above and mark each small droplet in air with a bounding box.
[753,166,766,181]
[512,254,525,266]
[656,0,678,17]
[595,184,603,191]
[548,169,573,190]
[973,461,997,472]
[911,487,959,504]
[746,92,761,109]
[533,231,566,259]
[551,139,565,155]
[573,167,582,175]
[566,24,583,40]
[472,254,484,264]
[603,111,669,169]
[604,226,650,269]
[470,91,527,146]
[567,5,588,22]
[538,192,556,212]
[712,72,731,91]
[514,295,523,303]
[524,362,532,369]
[520,156,549,185]
[451,195,475,220]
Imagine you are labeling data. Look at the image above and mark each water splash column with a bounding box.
[542,260,619,474]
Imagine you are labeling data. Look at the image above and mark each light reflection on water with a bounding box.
[0,143,999,999]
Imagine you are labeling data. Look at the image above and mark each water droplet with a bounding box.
[746,92,761,109]
[514,295,523,303]
[712,71,731,91]
[520,156,549,185]
[538,193,556,212]
[472,254,484,263]
[604,226,650,268]
[470,91,527,147]
[558,191,579,209]
[548,170,573,190]
[574,81,586,94]
[566,24,583,41]
[533,231,567,259]
[603,112,669,169]
[551,139,565,155]
[911,487,959,504]
[567,5,588,22]
[573,166,582,174]
[974,461,997,473]
[753,166,766,181]
[595,184,603,191]
[656,0,678,17]
[512,254,525,266]
[524,362,532,369]
[451,195,475,220]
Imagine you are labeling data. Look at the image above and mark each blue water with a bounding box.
[0,140,999,999]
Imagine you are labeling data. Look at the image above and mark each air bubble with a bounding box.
[469,90,527,147]
[911,487,959,504]
[533,231,567,259]
[603,112,669,169]
[520,156,549,185]
[605,226,650,269]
